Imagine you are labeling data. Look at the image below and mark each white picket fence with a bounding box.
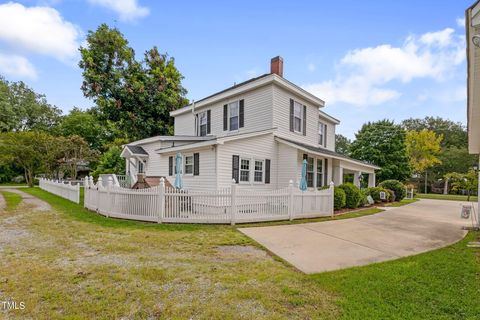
[39,178,80,204]
[83,176,334,224]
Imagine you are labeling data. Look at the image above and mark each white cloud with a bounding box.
[456,17,466,28]
[0,53,37,79]
[303,27,465,106]
[0,2,81,62]
[88,0,149,22]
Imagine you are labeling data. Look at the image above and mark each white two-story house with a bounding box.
[120,57,379,190]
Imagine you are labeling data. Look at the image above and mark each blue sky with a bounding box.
[0,0,472,138]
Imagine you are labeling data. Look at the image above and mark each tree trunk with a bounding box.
[467,189,471,202]
[424,171,428,194]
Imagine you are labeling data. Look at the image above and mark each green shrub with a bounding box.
[334,187,346,210]
[385,189,395,202]
[367,187,390,203]
[360,189,370,206]
[378,179,406,201]
[338,183,362,208]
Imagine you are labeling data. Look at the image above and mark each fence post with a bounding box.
[230,179,237,225]
[107,176,114,217]
[329,181,335,217]
[288,180,294,221]
[158,177,165,223]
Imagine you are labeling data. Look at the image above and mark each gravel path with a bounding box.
[1,188,51,211]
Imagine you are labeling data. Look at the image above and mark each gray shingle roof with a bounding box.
[126,145,148,155]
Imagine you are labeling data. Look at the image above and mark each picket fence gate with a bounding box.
[83,176,334,224]
[39,178,80,204]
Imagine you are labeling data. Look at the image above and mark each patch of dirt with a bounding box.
[0,193,5,211]
[2,188,51,211]
[216,245,269,259]
[0,228,30,251]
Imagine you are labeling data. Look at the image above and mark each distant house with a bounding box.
[121,57,379,190]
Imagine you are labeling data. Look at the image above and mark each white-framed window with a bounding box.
[254,160,264,183]
[138,160,145,174]
[307,157,314,188]
[293,101,303,132]
[316,159,324,188]
[229,101,239,131]
[184,155,193,174]
[240,158,250,182]
[198,111,207,136]
[319,122,326,146]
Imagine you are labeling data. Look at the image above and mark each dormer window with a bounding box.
[294,101,303,132]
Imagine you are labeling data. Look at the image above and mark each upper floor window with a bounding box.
[229,101,239,131]
[196,110,210,136]
[199,112,208,136]
[224,100,244,132]
[294,101,303,132]
[319,122,327,146]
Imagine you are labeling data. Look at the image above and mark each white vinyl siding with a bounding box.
[174,112,195,135]
[273,85,336,151]
[217,133,277,189]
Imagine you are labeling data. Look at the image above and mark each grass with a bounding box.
[417,193,478,202]
[386,198,419,207]
[1,188,478,319]
[312,232,480,319]
[0,191,22,211]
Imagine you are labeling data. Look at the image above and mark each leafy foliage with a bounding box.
[90,145,125,178]
[335,134,351,155]
[378,179,406,201]
[0,77,61,132]
[79,24,188,140]
[350,120,411,182]
[405,129,442,173]
[338,183,362,209]
[334,187,346,210]
[445,170,478,201]
[401,117,467,148]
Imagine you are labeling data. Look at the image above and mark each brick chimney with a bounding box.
[270,56,283,77]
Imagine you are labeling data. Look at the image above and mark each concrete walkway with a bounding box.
[240,199,472,274]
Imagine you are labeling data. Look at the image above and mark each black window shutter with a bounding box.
[324,124,327,147]
[223,104,228,131]
[193,153,200,176]
[195,114,198,136]
[289,99,294,132]
[324,159,328,186]
[265,159,271,184]
[232,155,240,183]
[239,99,244,128]
[168,156,173,176]
[207,110,211,134]
[303,105,307,136]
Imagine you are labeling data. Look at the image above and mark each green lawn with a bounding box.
[417,193,478,202]
[0,191,22,211]
[0,188,477,319]
[386,198,419,207]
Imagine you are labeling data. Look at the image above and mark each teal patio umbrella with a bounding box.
[174,152,183,189]
[299,159,308,191]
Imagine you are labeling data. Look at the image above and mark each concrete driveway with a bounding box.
[239,199,472,273]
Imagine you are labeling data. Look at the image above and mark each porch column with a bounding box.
[353,171,362,188]
[368,172,376,187]
[333,166,343,186]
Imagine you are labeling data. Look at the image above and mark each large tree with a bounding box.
[335,134,351,155]
[401,117,466,148]
[79,24,188,140]
[0,77,61,132]
[350,120,411,182]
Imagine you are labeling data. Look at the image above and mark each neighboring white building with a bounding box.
[121,57,379,190]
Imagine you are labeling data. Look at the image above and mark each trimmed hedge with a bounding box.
[334,187,346,210]
[378,180,406,201]
[338,183,362,208]
[367,187,390,203]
